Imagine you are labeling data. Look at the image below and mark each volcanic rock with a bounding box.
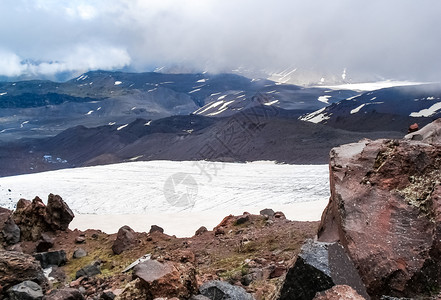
[7,280,43,300]
[235,214,250,225]
[407,123,419,133]
[112,225,137,255]
[199,280,254,300]
[149,225,164,234]
[34,250,67,269]
[133,259,197,299]
[73,248,87,259]
[0,251,47,291]
[259,208,275,217]
[44,288,84,300]
[2,216,20,245]
[13,194,74,241]
[318,133,441,298]
[36,233,54,252]
[278,240,368,300]
[75,261,101,279]
[45,194,75,231]
[274,211,285,219]
[313,285,366,300]
[195,226,208,236]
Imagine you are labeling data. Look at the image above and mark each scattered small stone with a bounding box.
[91,233,99,240]
[73,248,88,259]
[149,225,164,234]
[6,244,23,252]
[235,215,250,225]
[313,285,365,300]
[269,265,286,278]
[408,123,419,133]
[195,226,208,236]
[259,208,275,217]
[214,228,225,236]
[199,280,254,300]
[44,287,85,300]
[75,236,86,244]
[100,290,116,300]
[190,295,211,300]
[274,211,285,219]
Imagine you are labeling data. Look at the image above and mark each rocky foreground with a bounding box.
[1,118,441,300]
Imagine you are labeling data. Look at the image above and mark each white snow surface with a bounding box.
[317,95,331,104]
[0,161,330,237]
[410,102,441,117]
[117,124,128,130]
[114,81,122,85]
[315,80,428,92]
[350,104,366,114]
[300,107,330,123]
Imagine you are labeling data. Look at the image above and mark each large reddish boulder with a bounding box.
[111,225,137,255]
[13,194,74,241]
[0,250,47,292]
[318,136,441,298]
[132,259,197,299]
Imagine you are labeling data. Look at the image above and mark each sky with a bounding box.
[0,0,440,83]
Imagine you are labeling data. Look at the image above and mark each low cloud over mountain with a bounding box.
[1,1,441,82]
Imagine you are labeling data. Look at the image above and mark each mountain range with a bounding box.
[0,71,439,177]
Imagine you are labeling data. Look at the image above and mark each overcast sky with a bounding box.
[0,0,440,82]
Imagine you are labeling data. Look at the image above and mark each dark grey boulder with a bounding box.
[3,216,20,245]
[259,208,275,217]
[278,240,369,300]
[149,225,164,234]
[7,280,43,300]
[199,280,254,300]
[34,250,67,269]
[75,261,101,279]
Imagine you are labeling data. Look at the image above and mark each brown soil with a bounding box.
[20,213,318,299]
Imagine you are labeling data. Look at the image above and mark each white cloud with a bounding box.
[0,50,26,77]
[1,0,441,81]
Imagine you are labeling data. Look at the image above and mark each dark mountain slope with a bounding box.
[301,83,441,132]
[0,109,403,177]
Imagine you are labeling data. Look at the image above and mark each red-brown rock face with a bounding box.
[318,136,441,298]
[13,194,74,241]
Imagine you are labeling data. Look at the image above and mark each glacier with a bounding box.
[0,161,330,236]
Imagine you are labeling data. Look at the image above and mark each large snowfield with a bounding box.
[0,161,330,237]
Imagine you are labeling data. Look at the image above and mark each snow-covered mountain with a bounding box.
[300,83,441,132]
[0,71,360,140]
[193,84,357,118]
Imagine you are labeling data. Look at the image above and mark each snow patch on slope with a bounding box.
[300,107,330,124]
[410,102,441,117]
[350,104,366,114]
[318,95,331,104]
